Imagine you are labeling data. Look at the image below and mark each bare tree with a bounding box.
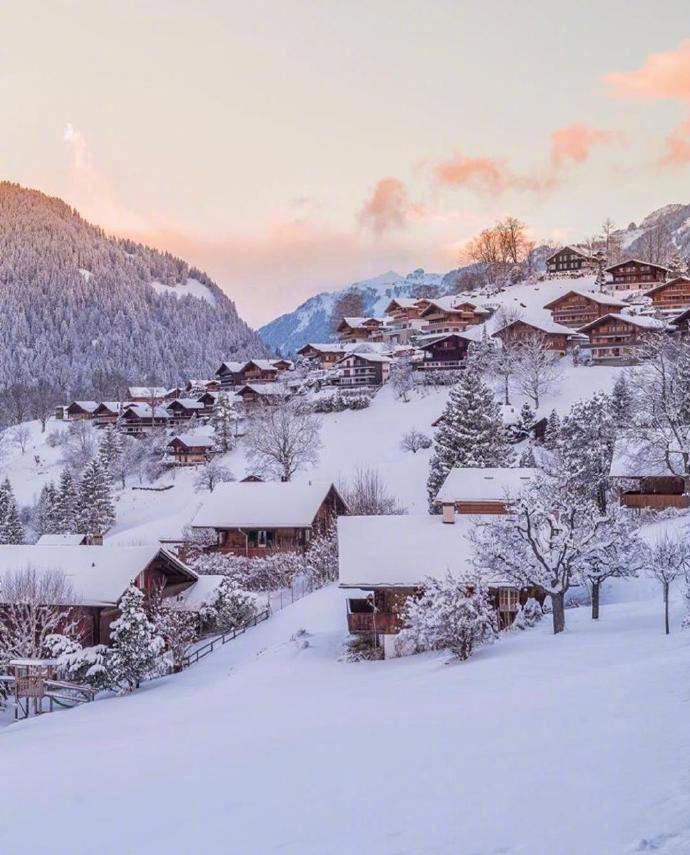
[28,380,60,433]
[340,467,406,515]
[61,420,97,470]
[9,423,31,455]
[194,458,234,493]
[245,400,322,481]
[400,429,432,454]
[645,533,690,634]
[0,567,80,660]
[390,358,416,402]
[514,334,563,410]
[330,291,366,333]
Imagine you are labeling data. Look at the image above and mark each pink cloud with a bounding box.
[434,152,512,194]
[550,123,614,167]
[605,40,690,101]
[358,178,423,235]
[659,117,690,167]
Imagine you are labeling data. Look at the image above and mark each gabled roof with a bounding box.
[435,467,540,505]
[545,245,594,262]
[543,289,628,310]
[236,383,287,397]
[336,317,385,331]
[383,297,423,313]
[192,481,345,529]
[644,276,690,297]
[297,342,347,355]
[335,352,392,365]
[605,258,672,273]
[0,545,196,607]
[122,403,171,419]
[166,398,204,410]
[35,533,87,546]
[168,432,215,449]
[216,361,248,376]
[493,317,579,337]
[417,331,475,347]
[93,401,121,414]
[577,313,665,333]
[245,359,279,372]
[67,401,98,412]
[419,296,489,318]
[338,514,511,588]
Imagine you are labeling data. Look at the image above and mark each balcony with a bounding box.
[346,600,402,634]
[621,493,690,511]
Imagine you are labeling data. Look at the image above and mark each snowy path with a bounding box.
[0,586,689,854]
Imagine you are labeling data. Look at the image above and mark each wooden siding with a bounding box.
[546,293,621,328]
[648,277,690,311]
[546,248,593,274]
[607,260,667,291]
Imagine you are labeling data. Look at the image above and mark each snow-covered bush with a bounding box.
[311,392,371,413]
[340,466,406,515]
[400,429,432,454]
[511,598,543,631]
[153,599,199,673]
[199,578,257,634]
[46,427,69,448]
[194,459,234,493]
[397,576,499,660]
[343,635,384,662]
[302,525,338,587]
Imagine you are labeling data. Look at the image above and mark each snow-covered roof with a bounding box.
[236,383,287,396]
[494,317,581,337]
[577,313,665,333]
[339,317,384,329]
[384,297,421,311]
[545,245,594,262]
[335,352,392,365]
[127,387,167,398]
[167,398,204,409]
[0,545,196,607]
[217,360,248,374]
[245,359,279,372]
[543,290,628,309]
[643,276,690,297]
[94,401,121,413]
[338,514,510,588]
[605,258,671,273]
[435,467,540,505]
[192,481,342,529]
[169,432,215,449]
[67,401,98,412]
[35,534,87,546]
[297,342,347,354]
[123,403,171,419]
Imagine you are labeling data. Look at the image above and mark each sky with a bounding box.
[2,1,690,325]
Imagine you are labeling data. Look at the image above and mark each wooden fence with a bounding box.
[182,608,270,668]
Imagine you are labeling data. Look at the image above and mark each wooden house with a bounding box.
[338,514,545,657]
[492,318,578,354]
[119,403,171,435]
[334,352,392,388]
[126,386,168,404]
[419,297,490,335]
[609,439,690,511]
[235,383,288,411]
[336,317,386,342]
[166,398,205,422]
[65,401,98,421]
[418,332,473,370]
[434,467,539,516]
[543,290,627,329]
[215,361,249,390]
[242,359,281,384]
[192,481,348,557]
[92,402,122,427]
[545,246,596,275]
[0,545,198,646]
[196,391,219,416]
[577,313,665,363]
[166,433,215,466]
[644,276,690,312]
[381,298,427,344]
[605,259,670,292]
[669,307,690,336]
[297,343,347,369]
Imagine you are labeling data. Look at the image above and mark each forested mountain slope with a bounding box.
[0,182,267,394]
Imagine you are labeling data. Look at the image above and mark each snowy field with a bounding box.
[0,582,689,854]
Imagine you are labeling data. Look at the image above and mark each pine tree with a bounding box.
[543,409,561,450]
[667,247,685,279]
[98,425,122,473]
[560,392,615,512]
[611,372,634,426]
[519,445,537,467]
[595,263,607,292]
[107,585,164,692]
[516,401,535,436]
[55,469,80,533]
[78,457,115,538]
[36,482,60,534]
[426,366,514,510]
[208,392,236,453]
[0,479,24,544]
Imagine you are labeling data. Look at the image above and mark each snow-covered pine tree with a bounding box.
[98,425,122,473]
[426,365,513,510]
[667,247,685,279]
[610,372,634,426]
[302,524,339,588]
[36,482,60,535]
[518,445,537,467]
[595,262,607,292]
[55,468,81,533]
[199,578,257,633]
[0,479,24,544]
[560,392,615,512]
[78,457,115,538]
[107,585,164,692]
[542,409,561,450]
[515,401,535,437]
[208,392,236,453]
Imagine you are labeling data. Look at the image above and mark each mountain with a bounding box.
[0,182,267,395]
[260,203,690,355]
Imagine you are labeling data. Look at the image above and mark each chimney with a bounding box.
[442,503,455,524]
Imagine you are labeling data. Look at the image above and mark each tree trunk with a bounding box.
[591,581,600,620]
[664,581,670,635]
[504,375,510,406]
[551,591,566,634]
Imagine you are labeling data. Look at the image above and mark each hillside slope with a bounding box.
[0,182,268,393]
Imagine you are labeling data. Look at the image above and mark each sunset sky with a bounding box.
[3,1,690,325]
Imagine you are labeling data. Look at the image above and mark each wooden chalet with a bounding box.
[434,467,539,516]
[381,298,427,344]
[119,403,171,435]
[192,481,347,557]
[419,297,490,335]
[235,383,288,411]
[335,352,392,387]
[127,386,167,404]
[242,359,281,384]
[166,398,205,421]
[492,318,578,354]
[644,276,690,312]
[577,313,665,363]
[65,401,98,421]
[297,343,347,370]
[418,332,473,370]
[605,259,670,292]
[338,514,545,657]
[336,317,386,342]
[669,307,690,336]
[545,246,596,275]
[166,433,215,466]
[196,391,218,415]
[610,439,690,511]
[543,290,627,329]
[0,546,198,646]
[92,402,122,427]
[215,361,248,390]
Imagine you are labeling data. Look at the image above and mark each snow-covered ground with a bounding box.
[0,582,688,854]
[151,276,217,306]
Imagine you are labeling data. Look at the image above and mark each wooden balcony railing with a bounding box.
[621,493,690,510]
[347,611,402,635]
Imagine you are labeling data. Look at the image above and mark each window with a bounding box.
[498,588,519,612]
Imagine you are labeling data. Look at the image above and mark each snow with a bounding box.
[579,313,666,332]
[435,466,539,504]
[35,533,86,546]
[0,584,689,853]
[150,276,217,306]
[191,480,341,529]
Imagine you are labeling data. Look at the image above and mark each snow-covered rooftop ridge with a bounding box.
[336,352,392,364]
[35,533,86,546]
[69,400,98,411]
[543,289,628,308]
[435,467,540,504]
[192,480,342,529]
[218,360,248,373]
[605,258,671,272]
[170,432,214,447]
[167,398,204,408]
[578,313,666,332]
[0,545,195,607]
[545,245,594,261]
[237,383,287,395]
[124,403,170,418]
[338,514,511,588]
